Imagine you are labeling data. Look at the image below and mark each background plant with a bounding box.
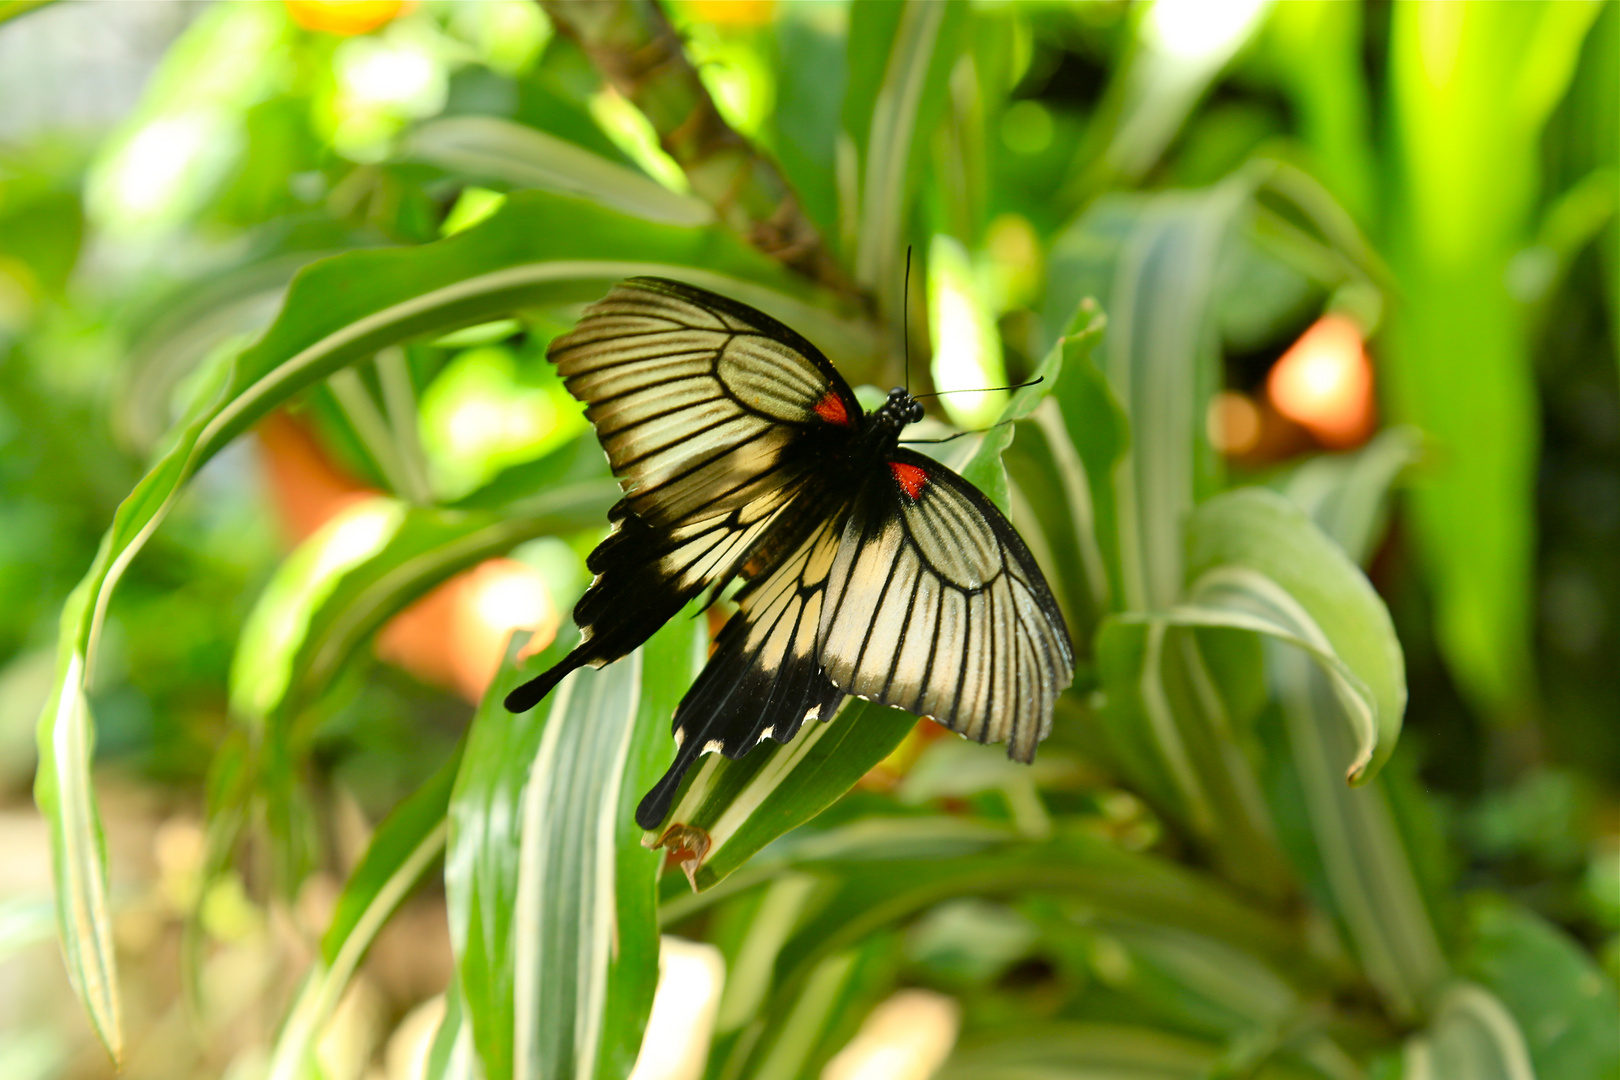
[0,2,1615,1079]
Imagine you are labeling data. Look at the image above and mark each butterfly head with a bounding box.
[874,387,925,430]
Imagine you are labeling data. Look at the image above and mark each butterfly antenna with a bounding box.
[902,244,913,396]
[898,417,1019,445]
[911,375,1043,401]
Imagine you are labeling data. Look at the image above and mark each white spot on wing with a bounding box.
[673,728,685,749]
[804,704,821,721]
[702,739,724,755]
[757,726,775,743]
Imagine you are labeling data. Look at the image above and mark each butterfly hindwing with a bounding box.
[549,277,862,528]
[817,449,1075,762]
[635,513,848,829]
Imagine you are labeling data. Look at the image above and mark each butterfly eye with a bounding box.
[909,401,924,422]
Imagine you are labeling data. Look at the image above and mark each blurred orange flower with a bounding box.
[258,411,556,703]
[684,0,774,28]
[1267,313,1376,448]
[285,0,410,36]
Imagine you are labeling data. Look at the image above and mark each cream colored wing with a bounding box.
[817,450,1074,762]
[549,277,861,528]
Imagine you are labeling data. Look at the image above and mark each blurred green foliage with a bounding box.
[0,2,1615,1079]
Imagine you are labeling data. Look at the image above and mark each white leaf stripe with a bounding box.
[267,820,448,1080]
[49,655,122,1062]
[1132,564,1382,782]
[513,650,642,1080]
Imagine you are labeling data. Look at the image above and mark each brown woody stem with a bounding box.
[539,0,857,299]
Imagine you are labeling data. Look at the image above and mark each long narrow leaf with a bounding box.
[1269,429,1444,1018]
[32,582,120,1062]
[449,617,703,1080]
[404,116,716,227]
[847,0,964,298]
[266,748,461,1080]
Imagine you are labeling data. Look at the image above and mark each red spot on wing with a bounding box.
[813,391,852,427]
[890,461,929,500]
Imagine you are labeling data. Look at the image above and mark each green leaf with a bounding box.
[1265,444,1445,1020]
[1069,0,1270,196]
[446,635,559,1079]
[1273,426,1424,568]
[1402,982,1538,1080]
[734,938,898,1080]
[660,699,918,892]
[114,240,367,453]
[1046,178,1253,611]
[755,824,1321,1003]
[424,991,477,1080]
[1383,0,1604,716]
[940,1023,1220,1080]
[265,749,460,1080]
[844,0,966,297]
[1091,618,1294,898]
[1462,895,1620,1080]
[955,315,1079,512]
[1177,487,1406,785]
[403,116,716,227]
[0,1,55,26]
[1011,305,1118,636]
[939,1021,1333,1080]
[31,581,120,1063]
[229,475,614,733]
[448,617,704,1080]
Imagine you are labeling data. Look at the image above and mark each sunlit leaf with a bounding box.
[448,615,704,1080]
[229,475,614,734]
[404,115,716,227]
[1384,0,1603,716]
[845,0,966,299]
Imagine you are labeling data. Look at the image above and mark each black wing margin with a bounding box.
[816,449,1074,762]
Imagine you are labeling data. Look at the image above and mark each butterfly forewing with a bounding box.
[818,451,1074,762]
[550,278,861,528]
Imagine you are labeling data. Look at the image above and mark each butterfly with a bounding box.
[503,277,1074,830]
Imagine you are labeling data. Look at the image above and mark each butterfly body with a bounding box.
[503,278,1073,830]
